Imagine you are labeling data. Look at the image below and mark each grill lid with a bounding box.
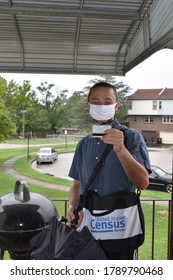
[0,180,59,232]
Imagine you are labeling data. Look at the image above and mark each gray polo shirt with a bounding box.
[68,119,151,196]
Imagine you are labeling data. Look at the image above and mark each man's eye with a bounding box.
[92,102,100,105]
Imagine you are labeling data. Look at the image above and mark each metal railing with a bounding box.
[50,197,172,260]
[140,198,171,260]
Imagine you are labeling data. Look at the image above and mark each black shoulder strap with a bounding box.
[83,144,113,193]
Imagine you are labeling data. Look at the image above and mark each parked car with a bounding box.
[148,165,172,193]
[36,147,58,164]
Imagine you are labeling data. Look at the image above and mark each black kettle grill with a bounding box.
[0,180,59,259]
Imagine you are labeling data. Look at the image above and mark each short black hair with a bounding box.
[88,82,118,101]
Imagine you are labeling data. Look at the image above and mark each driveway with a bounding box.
[148,147,172,173]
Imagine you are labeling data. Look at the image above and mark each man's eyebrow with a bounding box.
[90,97,113,101]
[105,97,113,101]
[91,97,100,100]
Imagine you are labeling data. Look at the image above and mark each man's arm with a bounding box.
[116,145,149,189]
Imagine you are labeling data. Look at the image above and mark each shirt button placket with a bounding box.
[96,141,101,161]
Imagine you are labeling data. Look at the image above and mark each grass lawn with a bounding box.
[0,145,71,214]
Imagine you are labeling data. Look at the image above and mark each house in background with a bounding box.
[128,88,173,144]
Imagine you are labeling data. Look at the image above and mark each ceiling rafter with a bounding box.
[6,0,24,70]
[73,0,84,72]
[0,5,140,20]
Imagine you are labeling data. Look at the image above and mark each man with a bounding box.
[67,82,151,259]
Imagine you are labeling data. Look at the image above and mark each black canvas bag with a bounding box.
[80,189,145,252]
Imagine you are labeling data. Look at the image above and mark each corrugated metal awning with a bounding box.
[0,0,173,76]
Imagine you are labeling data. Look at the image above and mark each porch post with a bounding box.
[169,153,173,259]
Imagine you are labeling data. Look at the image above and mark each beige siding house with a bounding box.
[128,88,173,144]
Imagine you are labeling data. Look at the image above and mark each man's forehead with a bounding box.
[88,86,117,101]
[90,90,116,99]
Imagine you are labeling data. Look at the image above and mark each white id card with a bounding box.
[92,124,111,138]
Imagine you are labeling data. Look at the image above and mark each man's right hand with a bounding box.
[67,205,83,228]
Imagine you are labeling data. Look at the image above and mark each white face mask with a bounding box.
[89,103,116,121]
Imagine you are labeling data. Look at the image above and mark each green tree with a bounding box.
[48,89,68,133]
[0,76,8,99]
[1,79,18,111]
[37,81,58,134]
[30,106,50,137]
[12,80,39,136]
[63,91,91,131]
[0,101,16,142]
[37,81,55,112]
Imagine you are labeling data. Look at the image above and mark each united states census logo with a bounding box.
[90,215,126,233]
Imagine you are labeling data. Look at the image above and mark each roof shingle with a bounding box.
[128,88,173,100]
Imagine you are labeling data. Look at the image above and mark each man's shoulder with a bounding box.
[77,134,92,147]
[123,127,143,144]
[125,127,140,135]
[81,134,92,141]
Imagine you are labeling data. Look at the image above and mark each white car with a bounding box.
[36,147,58,164]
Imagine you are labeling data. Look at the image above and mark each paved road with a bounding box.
[31,147,173,178]
[0,143,58,149]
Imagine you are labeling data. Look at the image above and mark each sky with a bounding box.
[0,48,173,96]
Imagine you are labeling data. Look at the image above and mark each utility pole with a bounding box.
[21,110,27,139]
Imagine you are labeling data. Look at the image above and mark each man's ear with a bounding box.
[115,102,120,110]
[86,102,90,110]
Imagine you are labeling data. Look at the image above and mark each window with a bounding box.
[163,116,173,124]
[144,116,154,123]
[133,116,137,122]
[128,101,132,110]
[152,101,157,110]
[159,101,162,109]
